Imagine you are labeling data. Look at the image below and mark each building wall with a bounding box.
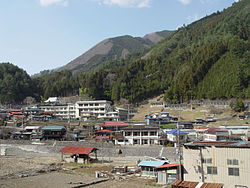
[183,146,250,188]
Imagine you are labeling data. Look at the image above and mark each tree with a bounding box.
[230,98,246,112]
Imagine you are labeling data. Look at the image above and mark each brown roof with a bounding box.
[200,183,223,188]
[59,146,97,155]
[171,181,223,188]
[155,163,183,169]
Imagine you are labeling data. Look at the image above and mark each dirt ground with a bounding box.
[0,144,160,188]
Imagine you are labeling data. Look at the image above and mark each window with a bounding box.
[227,159,238,165]
[133,132,140,136]
[228,168,239,176]
[202,158,212,164]
[207,166,217,175]
[125,132,131,136]
[150,131,157,136]
[142,132,148,136]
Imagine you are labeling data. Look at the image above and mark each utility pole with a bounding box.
[200,147,205,182]
[177,121,182,180]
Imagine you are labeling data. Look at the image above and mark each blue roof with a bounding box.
[42,125,66,131]
[167,130,188,135]
[138,160,166,167]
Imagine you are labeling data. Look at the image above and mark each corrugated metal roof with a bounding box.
[184,141,250,148]
[59,146,96,154]
[42,125,66,131]
[155,163,183,169]
[167,130,188,135]
[200,183,223,188]
[138,160,166,167]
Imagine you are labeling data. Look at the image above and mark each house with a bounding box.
[42,125,66,140]
[183,141,250,188]
[165,130,188,146]
[178,121,193,129]
[138,160,167,177]
[195,118,204,124]
[116,126,162,145]
[155,163,183,184]
[59,146,98,164]
[203,128,229,141]
[219,125,249,141]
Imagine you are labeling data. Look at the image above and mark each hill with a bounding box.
[0,63,38,103]
[104,0,250,103]
[56,30,172,75]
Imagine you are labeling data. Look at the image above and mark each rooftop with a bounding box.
[59,146,97,155]
[138,160,166,167]
[184,141,250,148]
[42,125,66,131]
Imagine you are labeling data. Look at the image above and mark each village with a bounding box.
[0,97,250,188]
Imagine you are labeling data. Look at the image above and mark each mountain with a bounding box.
[78,0,249,103]
[56,30,173,75]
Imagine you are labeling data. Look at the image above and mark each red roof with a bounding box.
[155,163,183,169]
[11,112,23,115]
[97,130,112,133]
[100,121,129,127]
[94,135,110,140]
[13,115,25,118]
[59,146,96,154]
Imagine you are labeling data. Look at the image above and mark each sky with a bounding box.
[0,0,239,75]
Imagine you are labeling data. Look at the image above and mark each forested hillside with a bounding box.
[78,0,249,103]
[0,63,37,103]
[0,0,249,104]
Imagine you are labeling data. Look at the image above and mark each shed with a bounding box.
[59,146,98,164]
[155,163,183,184]
[138,160,166,177]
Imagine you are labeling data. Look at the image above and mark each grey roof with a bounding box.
[184,141,250,148]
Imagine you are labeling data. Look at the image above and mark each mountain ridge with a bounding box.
[56,30,173,75]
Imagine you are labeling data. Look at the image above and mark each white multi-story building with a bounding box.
[115,126,161,145]
[75,100,112,119]
[29,99,128,120]
[183,141,250,188]
[39,103,76,119]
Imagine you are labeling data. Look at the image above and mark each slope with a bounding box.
[80,0,249,103]
[56,31,172,75]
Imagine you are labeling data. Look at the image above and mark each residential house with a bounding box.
[178,121,193,129]
[165,130,188,146]
[219,126,249,141]
[183,141,250,188]
[42,125,66,140]
[203,128,229,141]
[100,121,129,132]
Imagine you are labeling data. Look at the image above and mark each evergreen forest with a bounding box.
[0,0,249,104]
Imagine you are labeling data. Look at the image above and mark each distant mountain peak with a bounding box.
[56,30,173,75]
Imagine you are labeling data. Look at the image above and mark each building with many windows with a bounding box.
[183,141,250,188]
